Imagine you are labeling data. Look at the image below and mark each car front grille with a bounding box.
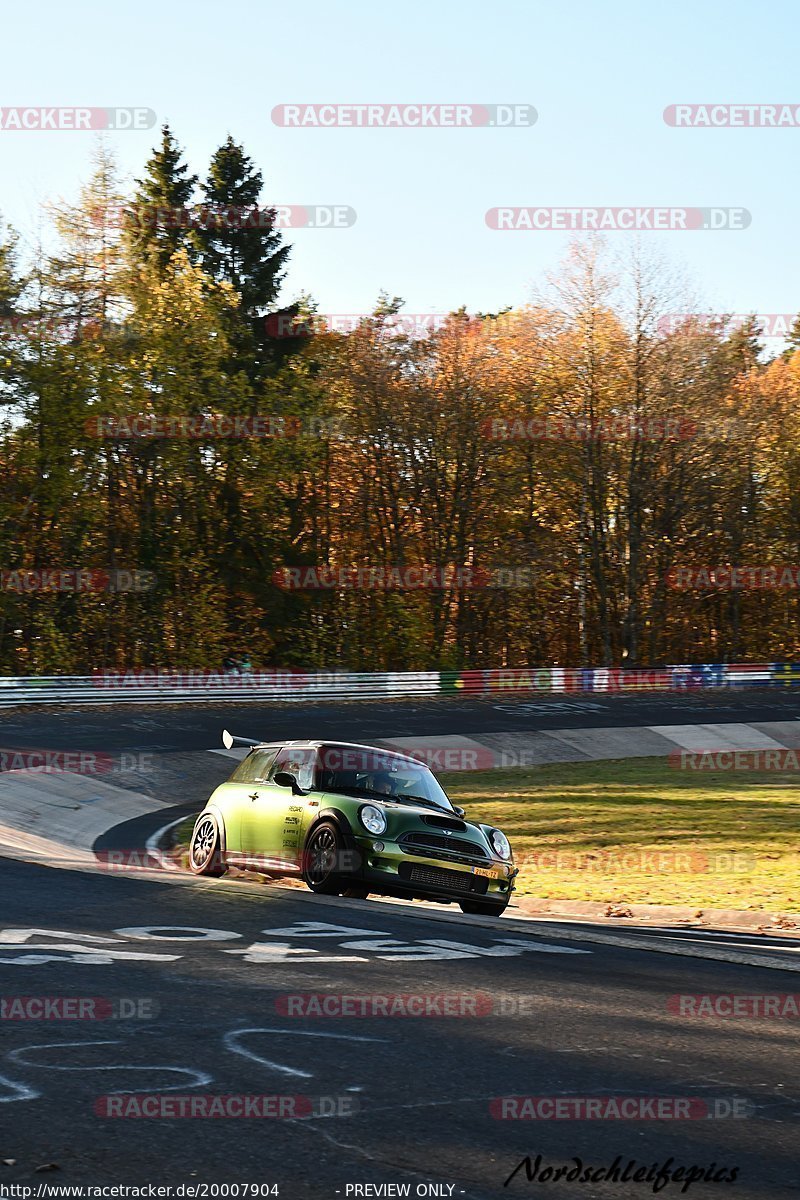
[397,862,489,894]
[398,831,490,865]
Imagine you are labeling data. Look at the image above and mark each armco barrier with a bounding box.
[0,663,798,707]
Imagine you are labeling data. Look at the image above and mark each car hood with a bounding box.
[318,792,495,848]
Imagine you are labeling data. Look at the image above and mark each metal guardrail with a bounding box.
[0,671,442,707]
[0,664,798,707]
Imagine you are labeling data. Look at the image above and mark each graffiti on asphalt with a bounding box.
[0,922,589,966]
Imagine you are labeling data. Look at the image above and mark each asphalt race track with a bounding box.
[2,857,800,1199]
[2,693,800,1198]
[2,688,800,752]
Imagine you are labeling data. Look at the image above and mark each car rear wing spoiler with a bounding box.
[221,729,262,750]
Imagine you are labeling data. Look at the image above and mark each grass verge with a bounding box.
[440,757,800,912]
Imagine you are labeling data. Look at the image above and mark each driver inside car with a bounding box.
[369,771,397,796]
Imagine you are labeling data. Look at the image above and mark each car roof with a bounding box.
[247,739,424,760]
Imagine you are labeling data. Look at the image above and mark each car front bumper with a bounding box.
[352,835,516,904]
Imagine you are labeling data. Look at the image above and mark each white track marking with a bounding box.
[260,921,390,938]
[7,1041,212,1091]
[224,1029,314,1079]
[236,1029,385,1043]
[230,932,592,963]
[224,1027,386,1081]
[0,944,182,965]
[419,937,590,957]
[224,942,369,964]
[0,928,180,964]
[0,1071,40,1103]
[655,937,800,954]
[145,815,190,870]
[338,938,476,960]
[494,938,591,955]
[115,925,241,941]
[0,928,121,944]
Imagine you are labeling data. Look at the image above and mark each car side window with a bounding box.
[229,748,277,784]
[269,747,316,790]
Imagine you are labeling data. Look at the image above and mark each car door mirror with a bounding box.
[453,806,466,818]
[274,770,303,794]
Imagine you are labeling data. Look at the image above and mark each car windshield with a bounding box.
[315,744,455,812]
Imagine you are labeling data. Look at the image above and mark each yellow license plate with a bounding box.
[473,866,501,879]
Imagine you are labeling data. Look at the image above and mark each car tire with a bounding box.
[342,886,370,900]
[189,812,226,877]
[459,898,509,917]
[302,820,349,895]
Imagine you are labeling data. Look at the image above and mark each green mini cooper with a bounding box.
[189,732,516,916]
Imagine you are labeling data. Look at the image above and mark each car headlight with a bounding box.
[359,804,387,835]
[489,829,511,860]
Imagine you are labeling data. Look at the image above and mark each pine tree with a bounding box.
[195,136,295,383]
[0,218,23,393]
[722,315,763,373]
[129,125,198,271]
[783,313,800,359]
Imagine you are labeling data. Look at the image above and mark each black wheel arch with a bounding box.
[305,808,363,874]
[310,806,357,842]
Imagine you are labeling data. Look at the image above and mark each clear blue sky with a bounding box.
[2,0,799,329]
